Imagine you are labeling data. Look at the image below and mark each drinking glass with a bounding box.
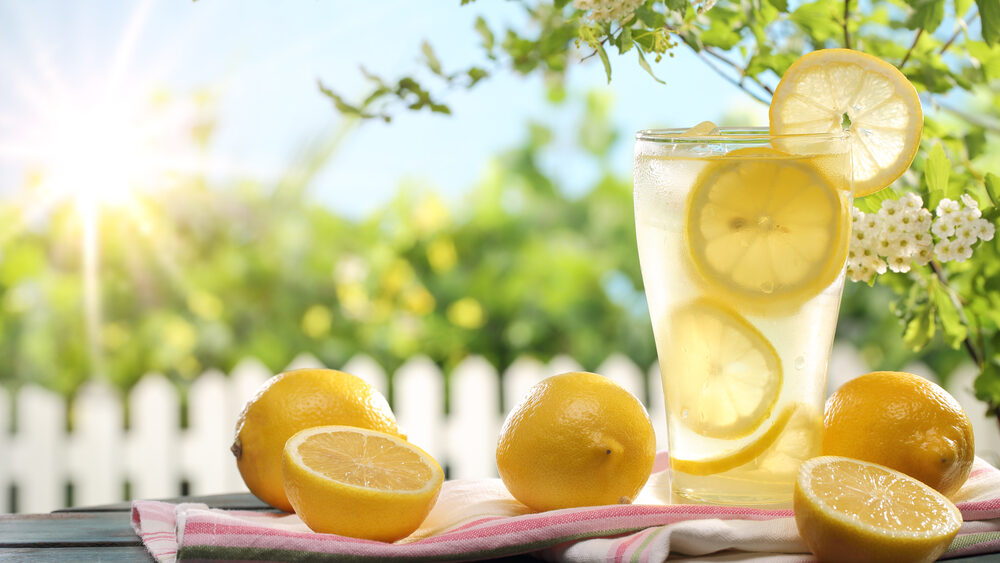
[633,128,852,505]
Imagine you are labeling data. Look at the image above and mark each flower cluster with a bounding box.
[932,194,995,262]
[574,0,644,23]
[847,192,995,283]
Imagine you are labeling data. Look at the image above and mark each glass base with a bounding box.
[646,469,794,508]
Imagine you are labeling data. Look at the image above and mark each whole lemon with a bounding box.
[823,371,974,497]
[496,371,656,511]
[232,368,402,512]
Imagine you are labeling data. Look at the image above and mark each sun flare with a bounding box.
[30,95,149,211]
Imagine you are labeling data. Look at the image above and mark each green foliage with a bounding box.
[0,95,653,396]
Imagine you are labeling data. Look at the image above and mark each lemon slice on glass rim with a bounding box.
[664,298,782,440]
[770,48,923,197]
[685,147,851,311]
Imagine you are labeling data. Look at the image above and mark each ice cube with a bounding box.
[684,121,721,136]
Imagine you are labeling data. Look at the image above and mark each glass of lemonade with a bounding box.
[633,127,852,506]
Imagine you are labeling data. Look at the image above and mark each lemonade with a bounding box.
[633,130,852,504]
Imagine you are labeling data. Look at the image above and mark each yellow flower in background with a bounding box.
[301,304,333,339]
[336,283,369,319]
[401,285,435,316]
[381,259,414,296]
[187,290,223,320]
[427,237,457,273]
[447,297,485,329]
[372,297,393,320]
[333,254,368,284]
[413,195,450,235]
[177,355,201,379]
[101,322,129,350]
[164,316,197,355]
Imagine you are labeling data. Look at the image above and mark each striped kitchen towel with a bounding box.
[131,453,1000,562]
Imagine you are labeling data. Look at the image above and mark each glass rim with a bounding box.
[635,126,847,143]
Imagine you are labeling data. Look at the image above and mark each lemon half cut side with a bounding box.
[282,425,443,542]
[794,456,962,563]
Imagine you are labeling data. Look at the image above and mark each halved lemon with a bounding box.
[282,425,443,542]
[770,48,923,197]
[795,456,962,563]
[664,298,782,439]
[685,148,850,310]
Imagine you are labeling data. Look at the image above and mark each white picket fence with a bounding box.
[1,347,997,514]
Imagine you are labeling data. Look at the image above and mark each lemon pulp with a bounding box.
[685,149,850,311]
[665,298,782,439]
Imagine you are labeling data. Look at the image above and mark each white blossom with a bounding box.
[848,190,995,282]
[976,219,995,241]
[574,0,644,23]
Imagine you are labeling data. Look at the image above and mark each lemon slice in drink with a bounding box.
[770,48,923,197]
[282,425,443,541]
[671,403,796,476]
[685,148,850,310]
[794,456,962,562]
[749,404,822,478]
[665,298,782,439]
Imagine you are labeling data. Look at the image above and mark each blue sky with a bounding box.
[0,0,764,218]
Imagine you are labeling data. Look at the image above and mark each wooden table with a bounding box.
[2,495,999,562]
[0,493,536,561]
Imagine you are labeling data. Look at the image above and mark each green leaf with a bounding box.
[932,283,969,349]
[618,26,634,55]
[955,0,974,15]
[854,187,901,214]
[978,0,1000,46]
[905,0,945,31]
[664,0,688,12]
[791,0,846,43]
[318,80,380,119]
[635,45,665,84]
[968,40,1000,79]
[903,304,935,350]
[702,17,743,50]
[767,0,789,11]
[422,41,443,76]
[965,127,988,159]
[596,42,612,83]
[974,360,1000,410]
[985,173,1000,207]
[467,67,489,87]
[925,142,952,210]
[475,17,495,57]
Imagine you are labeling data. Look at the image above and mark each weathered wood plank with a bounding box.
[0,513,139,547]
[53,492,271,513]
[0,546,153,562]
